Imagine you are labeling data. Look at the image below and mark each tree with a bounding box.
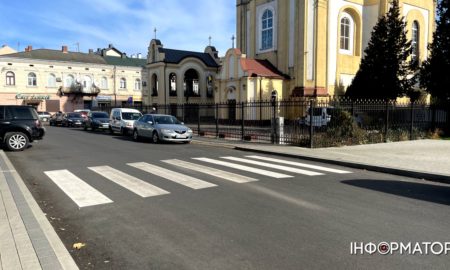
[420,0,450,103]
[346,0,414,100]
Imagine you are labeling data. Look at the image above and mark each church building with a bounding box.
[217,0,435,102]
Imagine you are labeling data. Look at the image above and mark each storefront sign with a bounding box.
[96,95,112,101]
[15,93,50,100]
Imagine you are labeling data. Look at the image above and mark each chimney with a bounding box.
[25,45,32,52]
[109,44,113,49]
[88,49,94,54]
[62,45,68,53]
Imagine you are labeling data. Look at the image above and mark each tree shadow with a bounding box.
[341,179,450,206]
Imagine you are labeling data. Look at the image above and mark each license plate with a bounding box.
[176,135,186,139]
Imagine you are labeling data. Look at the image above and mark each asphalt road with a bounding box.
[5,126,450,270]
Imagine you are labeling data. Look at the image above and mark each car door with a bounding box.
[144,115,155,137]
[0,106,8,132]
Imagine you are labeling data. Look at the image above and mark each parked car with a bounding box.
[74,109,90,120]
[110,108,142,135]
[83,111,110,131]
[49,112,64,126]
[62,112,84,127]
[0,105,45,151]
[37,111,51,122]
[133,114,193,143]
[300,107,333,127]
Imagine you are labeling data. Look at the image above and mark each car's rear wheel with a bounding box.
[152,131,159,144]
[5,132,29,151]
[133,130,140,141]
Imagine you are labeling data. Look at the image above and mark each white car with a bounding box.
[109,108,142,135]
[37,111,51,122]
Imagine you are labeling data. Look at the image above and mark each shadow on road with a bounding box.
[342,179,450,206]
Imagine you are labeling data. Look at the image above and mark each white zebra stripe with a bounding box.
[246,155,352,174]
[44,170,113,208]
[162,159,258,183]
[221,157,323,176]
[192,158,293,178]
[88,166,170,197]
[128,162,217,190]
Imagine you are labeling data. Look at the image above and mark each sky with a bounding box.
[0,0,236,57]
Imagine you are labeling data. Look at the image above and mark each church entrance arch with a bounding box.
[227,86,237,122]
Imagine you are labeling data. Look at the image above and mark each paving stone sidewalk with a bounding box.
[0,151,78,270]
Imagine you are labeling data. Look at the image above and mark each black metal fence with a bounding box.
[92,98,449,148]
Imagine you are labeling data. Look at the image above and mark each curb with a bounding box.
[0,151,79,270]
[233,146,450,185]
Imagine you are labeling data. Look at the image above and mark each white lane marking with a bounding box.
[44,170,113,208]
[192,158,293,179]
[162,159,258,183]
[246,155,352,174]
[221,157,323,176]
[88,166,170,197]
[127,162,217,190]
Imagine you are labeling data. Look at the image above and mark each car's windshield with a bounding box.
[68,113,82,118]
[92,112,109,118]
[153,115,181,125]
[122,112,142,120]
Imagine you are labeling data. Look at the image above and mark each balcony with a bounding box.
[57,83,101,96]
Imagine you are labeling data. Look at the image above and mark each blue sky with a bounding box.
[0,0,236,57]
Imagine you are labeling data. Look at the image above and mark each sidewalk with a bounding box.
[0,151,78,270]
[193,137,450,184]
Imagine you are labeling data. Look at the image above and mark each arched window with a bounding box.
[261,9,273,50]
[65,75,74,87]
[83,75,92,89]
[411,21,419,62]
[151,74,158,96]
[120,78,126,89]
[184,69,200,99]
[47,74,56,87]
[169,73,177,96]
[134,79,141,90]
[6,71,15,86]
[101,77,108,89]
[28,72,37,86]
[340,13,354,54]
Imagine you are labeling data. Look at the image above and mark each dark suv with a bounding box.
[0,106,45,151]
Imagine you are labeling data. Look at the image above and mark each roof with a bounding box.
[2,49,107,64]
[240,59,286,79]
[159,48,219,67]
[103,56,147,67]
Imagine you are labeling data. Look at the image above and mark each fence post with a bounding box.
[182,104,185,123]
[409,102,414,140]
[384,100,389,142]
[215,103,219,138]
[271,101,276,144]
[241,102,245,141]
[309,99,314,148]
[197,105,201,135]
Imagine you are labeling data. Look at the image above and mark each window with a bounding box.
[169,73,177,96]
[65,75,74,87]
[120,78,126,89]
[83,75,92,89]
[6,71,15,86]
[261,9,273,50]
[101,77,108,89]
[28,72,37,86]
[340,13,354,54]
[411,21,419,62]
[151,74,158,96]
[47,74,56,87]
[134,79,141,91]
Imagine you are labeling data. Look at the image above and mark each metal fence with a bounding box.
[92,98,449,148]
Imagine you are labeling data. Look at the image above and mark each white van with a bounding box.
[302,107,332,127]
[110,108,142,135]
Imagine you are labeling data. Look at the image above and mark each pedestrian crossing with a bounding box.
[44,155,353,208]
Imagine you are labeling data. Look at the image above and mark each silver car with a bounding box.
[133,114,193,143]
